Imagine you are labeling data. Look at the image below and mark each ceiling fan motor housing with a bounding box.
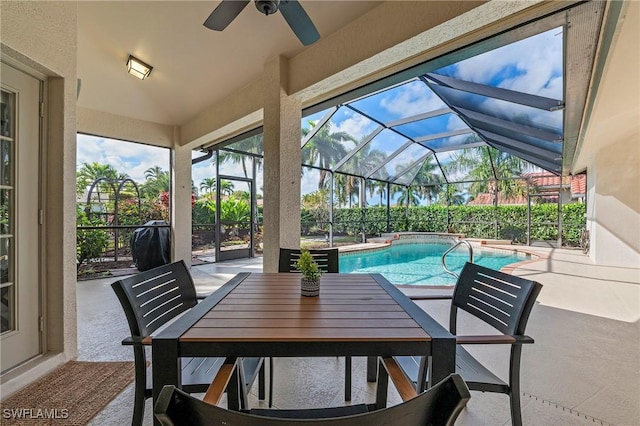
[255,0,280,16]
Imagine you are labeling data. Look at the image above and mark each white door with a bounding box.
[1,63,42,372]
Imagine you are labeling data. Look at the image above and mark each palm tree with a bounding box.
[437,184,466,205]
[144,166,163,181]
[410,155,443,204]
[367,180,377,206]
[372,181,388,207]
[199,177,217,200]
[302,121,355,190]
[219,150,250,178]
[141,166,169,199]
[447,146,527,201]
[76,162,127,195]
[333,173,360,208]
[396,186,421,207]
[218,134,263,178]
[219,179,234,197]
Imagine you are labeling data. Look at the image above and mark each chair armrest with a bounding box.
[379,357,418,401]
[513,335,534,344]
[121,336,152,346]
[203,357,238,406]
[409,294,453,301]
[154,385,176,426]
[455,334,534,344]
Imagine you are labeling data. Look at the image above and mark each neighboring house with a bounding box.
[467,174,587,205]
[524,172,587,204]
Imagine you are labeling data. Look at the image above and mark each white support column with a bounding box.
[262,55,302,272]
[172,134,194,267]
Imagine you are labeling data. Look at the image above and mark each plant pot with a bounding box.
[300,276,320,297]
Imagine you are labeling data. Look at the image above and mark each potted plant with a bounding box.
[296,249,322,297]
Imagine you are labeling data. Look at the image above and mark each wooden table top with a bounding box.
[180,273,431,343]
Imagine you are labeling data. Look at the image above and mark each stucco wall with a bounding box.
[578,1,640,267]
[591,140,640,267]
[1,0,78,390]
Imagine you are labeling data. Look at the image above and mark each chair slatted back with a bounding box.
[278,248,339,273]
[154,374,470,426]
[451,262,542,336]
[111,260,198,338]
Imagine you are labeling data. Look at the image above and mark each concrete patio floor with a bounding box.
[77,246,640,425]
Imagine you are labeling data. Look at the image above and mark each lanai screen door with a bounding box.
[215,176,256,262]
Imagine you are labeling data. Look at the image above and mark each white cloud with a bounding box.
[446,114,467,131]
[77,134,170,183]
[301,179,318,196]
[481,97,563,130]
[452,28,563,99]
[333,112,377,142]
[301,167,321,195]
[380,81,447,118]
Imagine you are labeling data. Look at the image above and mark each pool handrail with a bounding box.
[442,239,474,279]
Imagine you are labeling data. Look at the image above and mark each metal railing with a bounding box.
[441,239,474,279]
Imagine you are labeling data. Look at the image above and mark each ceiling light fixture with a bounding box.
[126,55,152,80]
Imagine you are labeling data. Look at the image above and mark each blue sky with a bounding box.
[78,26,562,202]
[77,134,170,183]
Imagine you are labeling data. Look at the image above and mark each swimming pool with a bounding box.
[339,242,528,286]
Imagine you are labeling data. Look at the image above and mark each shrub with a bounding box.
[76,206,110,269]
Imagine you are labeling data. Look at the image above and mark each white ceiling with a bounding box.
[77,1,382,126]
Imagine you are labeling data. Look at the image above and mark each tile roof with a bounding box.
[522,172,586,196]
[570,174,586,195]
[467,174,586,205]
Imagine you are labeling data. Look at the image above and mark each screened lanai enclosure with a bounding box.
[191,1,600,259]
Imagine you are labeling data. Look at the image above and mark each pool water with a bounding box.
[339,242,527,286]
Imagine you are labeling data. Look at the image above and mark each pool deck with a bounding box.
[76,244,639,426]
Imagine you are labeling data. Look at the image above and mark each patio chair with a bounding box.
[278,248,339,273]
[154,357,470,426]
[111,260,266,426]
[278,248,352,402]
[395,262,542,426]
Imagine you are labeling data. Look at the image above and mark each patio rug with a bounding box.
[0,361,134,425]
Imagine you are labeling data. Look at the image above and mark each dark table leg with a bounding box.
[429,336,456,387]
[152,338,181,426]
[367,356,378,382]
[374,357,389,409]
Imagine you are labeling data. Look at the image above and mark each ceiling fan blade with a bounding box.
[203,0,250,31]
[279,0,320,46]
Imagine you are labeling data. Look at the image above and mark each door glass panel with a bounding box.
[0,189,8,235]
[1,237,12,333]
[0,89,14,336]
[0,189,9,235]
[1,286,13,333]
[0,238,10,284]
[1,90,13,138]
[1,140,10,185]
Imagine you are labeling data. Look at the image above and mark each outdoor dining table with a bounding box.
[151,272,455,416]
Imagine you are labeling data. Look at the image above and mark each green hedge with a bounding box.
[301,203,586,246]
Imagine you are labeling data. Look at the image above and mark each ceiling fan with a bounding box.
[203,0,320,46]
